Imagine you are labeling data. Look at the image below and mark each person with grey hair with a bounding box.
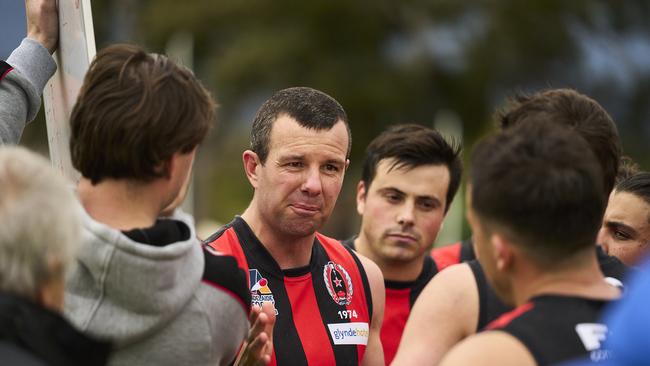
[0,146,110,365]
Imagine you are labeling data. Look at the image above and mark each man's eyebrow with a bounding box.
[605,221,638,236]
[377,187,405,195]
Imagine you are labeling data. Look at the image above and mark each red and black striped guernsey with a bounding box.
[204,217,373,366]
[342,238,438,364]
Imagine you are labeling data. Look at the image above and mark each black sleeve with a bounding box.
[202,248,251,312]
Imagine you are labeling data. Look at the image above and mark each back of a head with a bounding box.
[0,147,81,300]
[250,86,350,163]
[361,124,463,213]
[498,88,621,197]
[471,122,606,267]
[70,44,215,184]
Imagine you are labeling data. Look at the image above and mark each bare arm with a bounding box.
[26,0,59,54]
[357,253,385,366]
[439,331,536,366]
[391,263,479,366]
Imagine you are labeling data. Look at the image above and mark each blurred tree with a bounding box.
[85,0,650,240]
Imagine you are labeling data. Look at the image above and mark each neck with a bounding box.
[241,204,314,269]
[77,178,165,231]
[354,235,424,282]
[511,251,620,306]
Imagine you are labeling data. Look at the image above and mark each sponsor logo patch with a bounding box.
[323,261,353,306]
[327,322,369,345]
[249,269,278,315]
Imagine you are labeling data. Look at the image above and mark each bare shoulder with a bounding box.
[354,251,384,285]
[391,263,479,366]
[440,331,536,366]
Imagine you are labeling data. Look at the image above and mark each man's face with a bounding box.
[252,115,349,238]
[357,159,450,264]
[598,190,650,266]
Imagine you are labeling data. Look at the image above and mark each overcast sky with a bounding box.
[1,2,27,59]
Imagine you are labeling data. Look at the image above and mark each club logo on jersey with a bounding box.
[249,269,278,314]
[323,261,353,306]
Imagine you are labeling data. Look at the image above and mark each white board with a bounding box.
[43,0,96,181]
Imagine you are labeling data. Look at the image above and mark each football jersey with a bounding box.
[486,295,613,365]
[204,217,373,366]
[342,237,439,364]
[430,238,475,271]
[471,246,630,331]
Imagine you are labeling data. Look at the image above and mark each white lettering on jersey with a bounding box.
[575,323,608,351]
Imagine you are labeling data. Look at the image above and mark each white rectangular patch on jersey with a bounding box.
[327,322,370,345]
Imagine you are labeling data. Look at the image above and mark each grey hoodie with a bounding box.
[65,205,249,366]
[1,38,56,144]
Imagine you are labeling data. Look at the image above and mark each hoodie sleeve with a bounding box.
[1,38,57,144]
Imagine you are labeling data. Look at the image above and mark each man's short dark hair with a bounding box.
[361,124,463,213]
[497,88,621,198]
[471,122,606,267]
[616,172,650,208]
[70,44,215,184]
[250,87,350,163]
[616,156,641,185]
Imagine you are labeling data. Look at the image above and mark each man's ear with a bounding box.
[242,150,261,189]
[491,233,513,272]
[345,159,350,171]
[355,181,367,215]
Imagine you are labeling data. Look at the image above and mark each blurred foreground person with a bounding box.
[439,122,619,366]
[205,87,385,365]
[598,172,650,266]
[0,147,110,366]
[344,124,462,364]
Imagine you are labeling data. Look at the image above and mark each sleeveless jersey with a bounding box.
[430,238,475,271]
[204,217,373,366]
[486,295,613,365]
[470,246,630,331]
[342,238,438,364]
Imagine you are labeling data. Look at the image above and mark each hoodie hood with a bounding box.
[64,206,203,347]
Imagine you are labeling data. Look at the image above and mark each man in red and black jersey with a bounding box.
[342,124,462,364]
[204,87,385,366]
[395,89,628,366]
[438,116,620,365]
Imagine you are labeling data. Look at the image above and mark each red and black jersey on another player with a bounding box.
[342,237,439,364]
[486,295,613,365]
[204,217,373,366]
[471,246,630,332]
[430,238,475,271]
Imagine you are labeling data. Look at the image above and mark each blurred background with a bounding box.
[2,0,649,245]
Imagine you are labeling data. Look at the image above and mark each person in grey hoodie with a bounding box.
[1,0,57,144]
[62,43,251,365]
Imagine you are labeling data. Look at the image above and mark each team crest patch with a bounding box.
[323,261,353,306]
[249,269,278,314]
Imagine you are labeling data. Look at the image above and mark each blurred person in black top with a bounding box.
[440,121,619,365]
[0,147,110,366]
[394,89,627,366]
[343,124,462,364]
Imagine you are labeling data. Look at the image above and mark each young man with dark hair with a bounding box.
[439,121,619,366]
[394,88,627,366]
[598,171,650,266]
[343,124,462,364]
[204,87,385,366]
[62,44,251,366]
